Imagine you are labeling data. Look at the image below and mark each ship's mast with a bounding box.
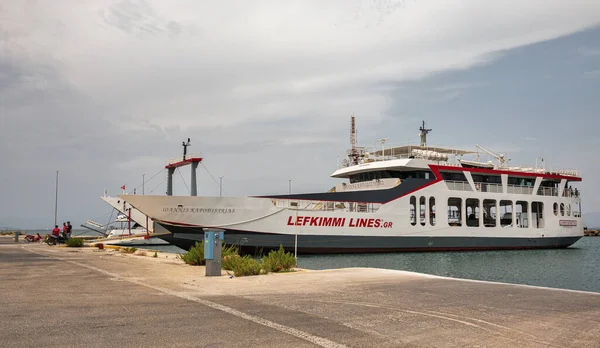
[350,115,359,165]
[419,120,432,146]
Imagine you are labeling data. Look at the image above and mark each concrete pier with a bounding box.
[1,237,599,347]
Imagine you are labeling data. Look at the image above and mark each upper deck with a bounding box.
[331,143,581,180]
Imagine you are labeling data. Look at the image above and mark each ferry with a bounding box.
[120,117,584,253]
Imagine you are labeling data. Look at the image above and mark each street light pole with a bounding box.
[295,203,298,261]
[219,176,223,197]
[142,173,145,195]
[289,179,292,194]
[54,170,59,226]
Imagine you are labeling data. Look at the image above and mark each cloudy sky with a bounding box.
[1,0,600,229]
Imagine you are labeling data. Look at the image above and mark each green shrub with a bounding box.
[222,242,239,259]
[261,245,296,273]
[230,255,263,277]
[178,241,205,265]
[65,237,84,247]
[222,254,241,271]
[221,243,240,271]
[153,251,158,258]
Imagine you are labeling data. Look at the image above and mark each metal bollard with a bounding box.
[14,231,19,242]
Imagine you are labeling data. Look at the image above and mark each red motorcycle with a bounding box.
[24,233,43,243]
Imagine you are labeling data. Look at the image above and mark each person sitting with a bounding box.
[51,225,60,238]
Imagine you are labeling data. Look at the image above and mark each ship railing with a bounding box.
[165,152,203,165]
[276,199,381,213]
[445,181,473,191]
[479,183,503,193]
[537,187,558,196]
[506,185,534,195]
[560,187,581,198]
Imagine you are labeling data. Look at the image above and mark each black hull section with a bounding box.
[158,223,583,255]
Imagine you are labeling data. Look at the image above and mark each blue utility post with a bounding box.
[203,228,224,276]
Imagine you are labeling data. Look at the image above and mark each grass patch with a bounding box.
[261,245,297,273]
[65,237,84,247]
[0,231,21,236]
[120,247,137,254]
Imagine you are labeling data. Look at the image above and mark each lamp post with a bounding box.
[142,173,145,195]
[378,138,388,159]
[295,203,298,261]
[288,179,292,194]
[219,176,223,197]
[54,170,59,226]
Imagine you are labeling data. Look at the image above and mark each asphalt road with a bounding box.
[1,238,599,347]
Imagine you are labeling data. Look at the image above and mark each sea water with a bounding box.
[298,237,600,293]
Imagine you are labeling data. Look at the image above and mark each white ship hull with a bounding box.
[119,166,584,253]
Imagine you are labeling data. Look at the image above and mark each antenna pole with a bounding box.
[219,176,223,197]
[419,121,432,147]
[350,114,359,165]
[54,170,59,226]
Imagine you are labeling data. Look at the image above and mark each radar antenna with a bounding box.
[419,121,432,146]
[182,138,191,160]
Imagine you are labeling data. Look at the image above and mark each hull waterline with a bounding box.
[160,223,582,254]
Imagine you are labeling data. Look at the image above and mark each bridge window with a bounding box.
[441,172,468,182]
[466,198,480,227]
[410,196,416,226]
[448,197,462,226]
[429,197,436,226]
[567,204,571,216]
[500,200,513,227]
[350,170,434,183]
[553,202,558,216]
[483,199,496,227]
[420,196,426,226]
[560,203,565,216]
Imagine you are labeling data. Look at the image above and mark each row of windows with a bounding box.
[439,172,540,187]
[350,170,432,183]
[553,202,576,216]
[409,196,436,226]
[409,196,555,228]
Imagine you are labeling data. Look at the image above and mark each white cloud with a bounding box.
[2,0,600,131]
[578,47,600,56]
[583,70,600,78]
[2,0,600,227]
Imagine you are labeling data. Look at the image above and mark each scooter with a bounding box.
[45,234,68,246]
[24,233,43,243]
